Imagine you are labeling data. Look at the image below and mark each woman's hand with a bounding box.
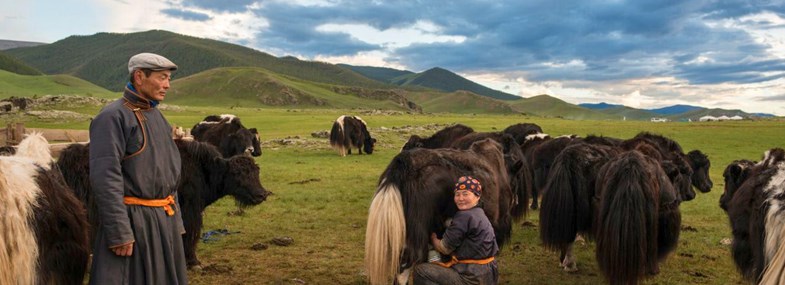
[430,233,440,246]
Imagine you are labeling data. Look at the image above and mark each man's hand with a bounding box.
[110,242,134,256]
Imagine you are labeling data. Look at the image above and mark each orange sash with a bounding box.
[123,195,175,216]
[434,255,495,268]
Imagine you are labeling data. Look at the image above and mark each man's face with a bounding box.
[136,70,172,101]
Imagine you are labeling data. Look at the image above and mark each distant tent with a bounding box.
[718,115,731,121]
[730,115,744,120]
[650,117,668,122]
[699,115,717,122]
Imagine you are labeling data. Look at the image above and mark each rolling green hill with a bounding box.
[0,51,41,75]
[508,94,616,120]
[404,90,516,114]
[167,67,421,111]
[0,70,115,99]
[6,30,389,92]
[166,66,520,114]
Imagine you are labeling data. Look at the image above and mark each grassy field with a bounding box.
[12,106,785,285]
[0,70,115,99]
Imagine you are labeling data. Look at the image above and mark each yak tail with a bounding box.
[365,181,406,285]
[539,153,588,250]
[510,159,532,219]
[760,226,785,284]
[329,119,346,156]
[595,154,658,285]
[760,205,785,284]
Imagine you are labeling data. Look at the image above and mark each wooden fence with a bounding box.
[1,123,191,158]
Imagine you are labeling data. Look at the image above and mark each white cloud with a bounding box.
[314,50,407,69]
[98,1,267,44]
[315,20,466,49]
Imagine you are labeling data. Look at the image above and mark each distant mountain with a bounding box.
[0,40,46,50]
[5,30,388,91]
[648,104,704,115]
[508,94,615,120]
[594,106,659,121]
[668,108,760,121]
[338,64,414,83]
[579,102,624,110]
[0,51,41,75]
[752,113,776,118]
[342,64,520,100]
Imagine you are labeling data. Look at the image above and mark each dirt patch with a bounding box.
[251,243,269,251]
[201,263,233,275]
[271,236,294,246]
[681,225,698,232]
[521,221,537,228]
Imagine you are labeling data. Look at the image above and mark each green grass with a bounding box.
[18,106,785,284]
[0,70,115,99]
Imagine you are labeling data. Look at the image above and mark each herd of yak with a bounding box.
[0,113,783,285]
[362,120,785,285]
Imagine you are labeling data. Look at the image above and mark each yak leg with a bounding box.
[560,243,578,272]
[531,190,539,210]
[184,212,203,269]
[394,267,412,285]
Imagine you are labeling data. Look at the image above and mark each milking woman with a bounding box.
[413,176,499,285]
[89,53,188,284]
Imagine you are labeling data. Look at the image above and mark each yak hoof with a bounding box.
[189,264,203,271]
[530,203,538,210]
[561,257,578,272]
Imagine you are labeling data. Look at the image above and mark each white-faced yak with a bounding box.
[0,133,90,284]
[722,148,785,284]
[330,115,376,156]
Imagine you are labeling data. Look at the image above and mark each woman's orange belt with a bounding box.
[434,255,495,268]
[123,195,176,216]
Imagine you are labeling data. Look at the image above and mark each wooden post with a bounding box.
[4,123,11,145]
[13,123,24,145]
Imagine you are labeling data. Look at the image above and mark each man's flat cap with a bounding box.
[128,53,178,74]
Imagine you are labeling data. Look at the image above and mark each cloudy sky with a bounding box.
[2,0,785,115]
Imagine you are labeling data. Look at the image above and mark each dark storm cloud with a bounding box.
[161,8,211,21]
[169,0,785,85]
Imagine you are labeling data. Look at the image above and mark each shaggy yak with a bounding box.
[191,114,262,158]
[722,148,785,283]
[401,123,475,151]
[502,122,543,145]
[57,139,269,268]
[449,131,532,219]
[330,115,376,156]
[0,133,90,284]
[364,138,514,285]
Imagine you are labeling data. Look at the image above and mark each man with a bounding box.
[89,53,187,284]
